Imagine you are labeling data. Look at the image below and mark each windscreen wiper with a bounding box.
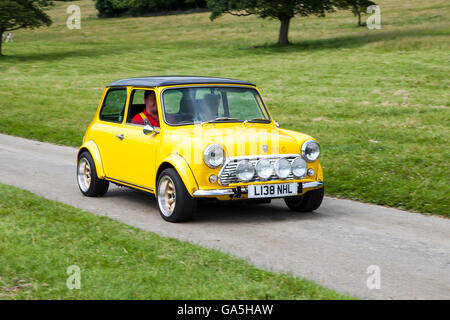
[242,118,270,125]
[201,117,241,126]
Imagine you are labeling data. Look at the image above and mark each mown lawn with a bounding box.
[0,183,351,299]
[0,0,449,216]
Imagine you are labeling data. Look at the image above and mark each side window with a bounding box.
[126,89,157,124]
[132,90,145,105]
[99,88,127,123]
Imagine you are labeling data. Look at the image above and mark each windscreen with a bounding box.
[162,86,270,125]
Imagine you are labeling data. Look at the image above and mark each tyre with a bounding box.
[77,151,109,197]
[284,187,324,212]
[156,168,197,222]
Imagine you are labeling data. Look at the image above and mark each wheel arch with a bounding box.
[156,154,199,197]
[77,140,105,179]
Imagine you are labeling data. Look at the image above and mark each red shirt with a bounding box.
[131,110,160,127]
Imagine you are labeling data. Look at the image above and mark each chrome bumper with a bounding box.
[192,189,236,197]
[302,181,324,189]
[192,181,323,197]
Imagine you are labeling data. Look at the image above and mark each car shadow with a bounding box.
[104,186,327,224]
[102,186,157,205]
[195,199,327,224]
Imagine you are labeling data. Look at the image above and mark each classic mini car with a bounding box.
[77,76,324,222]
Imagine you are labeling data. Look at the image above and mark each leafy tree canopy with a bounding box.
[95,0,206,17]
[333,0,376,26]
[0,0,52,54]
[206,0,334,45]
[0,0,52,32]
[208,0,333,20]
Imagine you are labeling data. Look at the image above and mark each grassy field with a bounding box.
[0,183,350,299]
[0,0,449,216]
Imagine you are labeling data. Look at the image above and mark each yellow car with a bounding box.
[77,76,324,222]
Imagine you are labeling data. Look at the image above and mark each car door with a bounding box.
[119,88,161,191]
[94,87,129,181]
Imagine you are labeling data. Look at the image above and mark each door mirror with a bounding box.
[143,124,160,135]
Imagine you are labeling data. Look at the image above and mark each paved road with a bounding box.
[0,133,449,299]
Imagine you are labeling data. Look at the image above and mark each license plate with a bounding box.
[248,183,298,198]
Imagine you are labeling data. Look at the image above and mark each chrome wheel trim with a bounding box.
[77,157,91,192]
[158,176,176,217]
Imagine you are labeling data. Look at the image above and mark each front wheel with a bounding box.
[77,151,109,197]
[157,168,197,222]
[284,187,324,212]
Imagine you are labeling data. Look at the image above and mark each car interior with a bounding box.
[126,103,146,123]
[126,89,223,125]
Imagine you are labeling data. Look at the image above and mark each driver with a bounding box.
[132,90,160,127]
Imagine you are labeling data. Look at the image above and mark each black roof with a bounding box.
[107,76,255,87]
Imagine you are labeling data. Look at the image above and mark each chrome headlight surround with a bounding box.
[235,160,255,182]
[255,159,273,180]
[203,144,225,168]
[301,140,321,162]
[291,157,307,178]
[275,158,291,179]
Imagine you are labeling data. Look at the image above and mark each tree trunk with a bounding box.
[357,11,362,26]
[0,30,3,56]
[278,17,291,45]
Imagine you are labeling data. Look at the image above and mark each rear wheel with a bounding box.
[284,187,324,212]
[157,168,197,222]
[77,151,109,197]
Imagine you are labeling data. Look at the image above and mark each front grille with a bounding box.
[219,155,300,186]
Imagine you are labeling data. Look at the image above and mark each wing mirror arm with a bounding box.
[143,124,160,135]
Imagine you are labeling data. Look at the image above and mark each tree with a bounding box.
[333,0,376,26]
[94,0,207,18]
[0,0,52,55]
[206,0,334,45]
[95,0,128,17]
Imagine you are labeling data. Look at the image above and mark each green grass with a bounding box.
[0,183,350,299]
[0,0,449,216]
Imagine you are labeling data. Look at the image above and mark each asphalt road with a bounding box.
[0,133,449,299]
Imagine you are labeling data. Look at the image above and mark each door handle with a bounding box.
[115,134,124,140]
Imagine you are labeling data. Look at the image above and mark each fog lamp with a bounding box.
[209,174,218,183]
[236,160,255,182]
[275,158,291,179]
[255,159,273,179]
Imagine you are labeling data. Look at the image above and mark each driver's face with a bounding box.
[145,94,158,117]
